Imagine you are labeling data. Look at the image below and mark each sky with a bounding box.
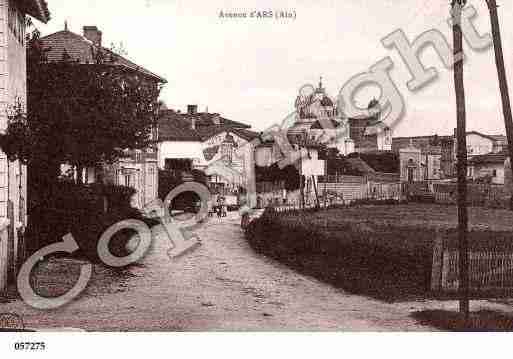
[33,0,513,137]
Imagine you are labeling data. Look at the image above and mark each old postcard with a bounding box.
[1,0,513,357]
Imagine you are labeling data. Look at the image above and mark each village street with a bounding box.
[2,211,511,331]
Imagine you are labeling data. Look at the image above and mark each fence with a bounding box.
[431,182,507,208]
[431,235,513,292]
[319,173,400,184]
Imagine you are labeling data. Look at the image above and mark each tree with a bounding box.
[484,0,513,209]
[452,0,470,319]
[0,32,161,185]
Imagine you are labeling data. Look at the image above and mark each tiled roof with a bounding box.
[159,110,250,129]
[158,110,257,142]
[37,30,166,83]
[231,128,260,141]
[18,0,50,23]
[158,116,201,142]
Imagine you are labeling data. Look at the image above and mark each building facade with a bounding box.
[468,151,506,185]
[0,0,49,292]
[398,140,442,183]
[393,135,454,178]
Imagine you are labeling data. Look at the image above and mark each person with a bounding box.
[239,199,251,229]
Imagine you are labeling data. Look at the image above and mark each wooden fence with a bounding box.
[256,175,403,209]
[431,182,507,208]
[432,235,513,292]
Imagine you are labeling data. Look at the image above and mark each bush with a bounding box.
[28,181,136,215]
[25,181,156,265]
[245,207,513,301]
[89,183,136,210]
[25,205,152,264]
[245,209,436,301]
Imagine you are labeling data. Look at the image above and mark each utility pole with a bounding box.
[452,0,470,319]
[485,0,513,210]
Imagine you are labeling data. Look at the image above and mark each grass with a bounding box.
[290,203,513,232]
[245,203,513,302]
[412,310,513,331]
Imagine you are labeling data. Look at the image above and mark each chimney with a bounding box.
[83,26,102,47]
[187,104,198,115]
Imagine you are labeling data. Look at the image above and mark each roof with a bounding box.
[466,131,507,143]
[392,135,451,153]
[158,109,257,142]
[320,96,334,107]
[37,29,166,83]
[490,134,508,145]
[159,110,250,130]
[470,151,507,165]
[158,117,201,142]
[18,0,50,23]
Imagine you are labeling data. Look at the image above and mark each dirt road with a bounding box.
[2,211,500,331]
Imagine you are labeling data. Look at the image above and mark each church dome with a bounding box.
[320,95,334,107]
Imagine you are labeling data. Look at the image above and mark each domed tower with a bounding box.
[294,77,338,123]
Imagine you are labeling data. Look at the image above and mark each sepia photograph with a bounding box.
[2,0,513,356]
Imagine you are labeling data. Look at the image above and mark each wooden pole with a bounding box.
[452,0,470,319]
[485,0,513,210]
[312,175,320,209]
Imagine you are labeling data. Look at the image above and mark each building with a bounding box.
[0,0,50,292]
[348,99,392,153]
[393,134,454,178]
[252,79,394,206]
[157,105,259,198]
[462,131,507,157]
[37,24,166,209]
[394,131,508,180]
[468,151,506,185]
[289,79,392,156]
[398,140,442,182]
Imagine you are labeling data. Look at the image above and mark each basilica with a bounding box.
[287,78,392,156]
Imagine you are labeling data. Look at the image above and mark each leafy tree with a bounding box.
[0,31,161,186]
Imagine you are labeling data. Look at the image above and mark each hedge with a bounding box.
[245,208,513,301]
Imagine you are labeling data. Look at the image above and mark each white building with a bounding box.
[0,0,50,292]
[459,131,507,157]
[468,152,506,185]
[157,105,259,203]
[399,140,442,183]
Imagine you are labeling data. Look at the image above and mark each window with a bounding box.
[124,175,131,187]
[493,169,497,177]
